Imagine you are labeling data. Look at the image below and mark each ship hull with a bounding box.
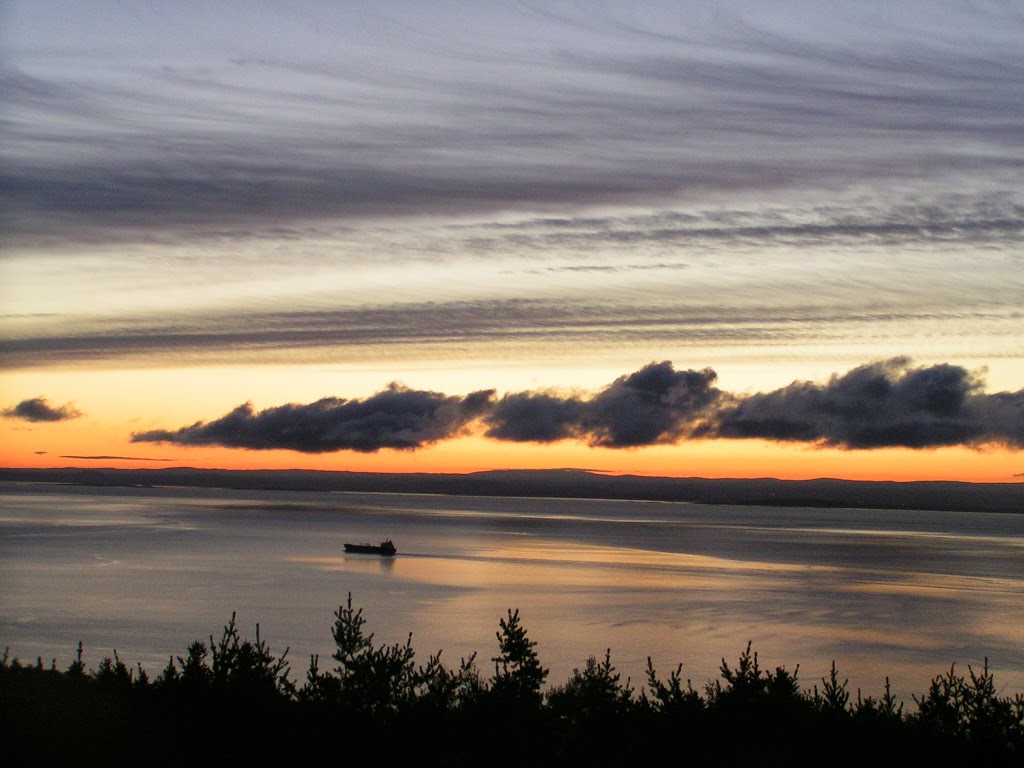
[344,541,396,556]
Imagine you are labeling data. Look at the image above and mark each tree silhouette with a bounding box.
[490,608,548,708]
[3,601,1023,765]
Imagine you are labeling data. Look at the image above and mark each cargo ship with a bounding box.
[344,539,397,556]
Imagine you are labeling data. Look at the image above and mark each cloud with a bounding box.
[483,391,588,443]
[485,362,722,448]
[587,363,722,447]
[132,383,495,453]
[3,3,1023,241]
[60,455,176,462]
[130,362,724,453]
[10,276,1018,373]
[502,358,1023,451]
[701,358,1024,449]
[126,360,1023,454]
[3,397,82,422]
[5,180,1022,375]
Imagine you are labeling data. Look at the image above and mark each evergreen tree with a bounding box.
[490,609,547,708]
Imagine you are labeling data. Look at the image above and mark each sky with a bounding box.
[1,1,1022,481]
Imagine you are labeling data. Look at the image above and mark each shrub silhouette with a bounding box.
[66,640,86,679]
[705,640,804,711]
[643,655,702,715]
[300,592,485,719]
[325,592,418,714]
[912,660,1024,750]
[93,650,133,691]
[411,649,485,714]
[210,612,295,700]
[548,649,633,721]
[157,639,212,694]
[854,676,903,722]
[812,660,851,715]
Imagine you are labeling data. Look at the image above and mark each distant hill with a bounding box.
[1,466,1021,513]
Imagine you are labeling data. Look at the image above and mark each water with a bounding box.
[2,482,1022,703]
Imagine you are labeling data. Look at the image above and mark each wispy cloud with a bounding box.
[3,3,1022,386]
[3,397,81,422]
[59,455,175,462]
[132,359,1024,453]
[3,169,1021,372]
[3,2,1022,240]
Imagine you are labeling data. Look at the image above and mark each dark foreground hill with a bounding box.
[1,466,1022,513]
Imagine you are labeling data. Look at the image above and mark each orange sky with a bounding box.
[3,356,1023,483]
[3,418,1020,484]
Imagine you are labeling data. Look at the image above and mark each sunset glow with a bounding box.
[2,1,1022,483]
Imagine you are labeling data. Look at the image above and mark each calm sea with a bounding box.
[2,482,1022,703]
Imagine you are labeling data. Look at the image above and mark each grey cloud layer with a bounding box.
[3,1,1023,239]
[0,299,993,371]
[5,220,1022,372]
[2,397,81,422]
[132,360,1024,453]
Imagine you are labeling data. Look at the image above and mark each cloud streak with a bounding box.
[60,455,176,462]
[3,397,82,422]
[4,4,1021,385]
[3,2,1023,241]
[131,360,1024,453]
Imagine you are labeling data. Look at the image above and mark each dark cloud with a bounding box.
[484,391,588,443]
[584,363,722,447]
[131,384,495,453]
[702,358,1024,449]
[485,362,722,448]
[3,397,82,422]
[971,389,1024,449]
[126,360,1023,455]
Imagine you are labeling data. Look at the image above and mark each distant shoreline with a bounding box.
[1,466,1021,514]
